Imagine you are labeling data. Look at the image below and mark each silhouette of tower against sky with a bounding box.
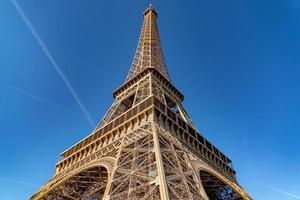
[31,5,251,200]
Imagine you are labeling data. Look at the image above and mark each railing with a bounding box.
[58,95,236,181]
[60,96,155,159]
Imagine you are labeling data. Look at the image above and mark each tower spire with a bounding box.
[126,4,170,81]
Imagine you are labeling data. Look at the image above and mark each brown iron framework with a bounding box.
[31,5,251,200]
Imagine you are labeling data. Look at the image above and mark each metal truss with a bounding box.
[95,75,151,132]
[151,75,197,130]
[126,5,170,82]
[109,127,160,200]
[156,124,202,200]
[30,4,251,200]
[94,83,139,131]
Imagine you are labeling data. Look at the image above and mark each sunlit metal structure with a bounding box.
[31,5,251,200]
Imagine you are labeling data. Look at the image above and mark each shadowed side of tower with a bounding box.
[30,5,251,200]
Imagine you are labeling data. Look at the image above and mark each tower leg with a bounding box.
[152,121,170,200]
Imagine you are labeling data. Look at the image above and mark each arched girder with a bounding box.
[199,170,243,200]
[32,158,116,200]
[189,160,251,200]
[41,166,108,200]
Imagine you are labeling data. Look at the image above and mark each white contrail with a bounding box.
[263,185,300,199]
[241,178,300,199]
[0,82,75,114]
[251,142,300,171]
[0,177,39,188]
[10,0,95,127]
[63,51,118,81]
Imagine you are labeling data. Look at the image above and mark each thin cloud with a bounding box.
[241,179,300,200]
[0,177,39,188]
[263,185,300,199]
[251,142,300,171]
[63,51,118,81]
[0,82,75,114]
[242,136,255,182]
[243,138,300,199]
[10,0,95,127]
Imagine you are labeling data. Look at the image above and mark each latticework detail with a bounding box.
[133,76,151,105]
[127,5,170,82]
[30,4,251,200]
[156,125,203,200]
[151,75,197,130]
[109,125,160,200]
[151,77,166,103]
[95,84,139,131]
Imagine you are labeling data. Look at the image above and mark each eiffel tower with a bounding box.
[31,5,251,200]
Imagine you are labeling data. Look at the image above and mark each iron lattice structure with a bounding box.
[31,5,252,200]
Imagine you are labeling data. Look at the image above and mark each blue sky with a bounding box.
[1,0,300,199]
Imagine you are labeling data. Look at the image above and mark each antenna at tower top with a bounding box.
[144,3,157,16]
